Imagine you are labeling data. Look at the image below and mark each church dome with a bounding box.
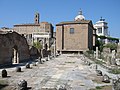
[75,9,85,21]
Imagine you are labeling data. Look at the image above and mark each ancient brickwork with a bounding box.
[56,21,95,52]
[0,32,30,65]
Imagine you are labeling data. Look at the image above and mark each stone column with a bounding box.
[47,38,50,50]
[13,49,19,64]
[41,49,44,58]
[32,35,34,46]
[106,55,111,66]
[13,49,17,63]
[102,27,104,36]
[94,51,96,58]
[96,47,98,59]
[78,51,80,55]
[54,39,56,57]
[111,50,116,65]
[43,38,46,49]
[17,52,19,63]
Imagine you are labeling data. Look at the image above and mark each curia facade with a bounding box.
[56,10,96,53]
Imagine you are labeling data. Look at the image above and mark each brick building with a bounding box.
[13,12,54,49]
[56,10,96,53]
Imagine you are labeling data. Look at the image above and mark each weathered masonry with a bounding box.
[0,32,30,65]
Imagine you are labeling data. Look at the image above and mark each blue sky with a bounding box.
[0,0,120,38]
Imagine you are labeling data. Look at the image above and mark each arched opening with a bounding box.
[12,45,19,64]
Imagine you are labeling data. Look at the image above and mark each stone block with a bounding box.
[25,63,30,68]
[102,74,110,83]
[18,80,27,90]
[1,69,7,78]
[96,70,102,76]
[16,67,21,72]
[32,62,37,66]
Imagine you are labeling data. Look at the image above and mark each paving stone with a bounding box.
[0,54,113,90]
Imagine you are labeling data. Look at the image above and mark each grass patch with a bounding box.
[92,76,103,84]
[84,51,105,65]
[94,60,105,65]
[109,68,120,74]
[0,80,8,85]
[96,86,103,89]
[60,63,66,65]
[80,84,85,86]
[90,86,104,90]
[90,85,112,90]
[0,80,8,89]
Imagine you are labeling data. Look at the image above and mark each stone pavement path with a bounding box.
[0,54,111,90]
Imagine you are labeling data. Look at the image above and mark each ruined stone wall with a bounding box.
[116,44,120,58]
[102,47,111,64]
[102,44,120,59]
[0,32,30,65]
[102,44,120,65]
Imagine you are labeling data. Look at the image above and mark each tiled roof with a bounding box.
[56,20,91,25]
[14,23,40,26]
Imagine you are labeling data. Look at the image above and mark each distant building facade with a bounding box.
[94,17,108,37]
[13,12,54,49]
[94,17,119,44]
[0,27,13,34]
[56,10,96,53]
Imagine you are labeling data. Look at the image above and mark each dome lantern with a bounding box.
[75,9,85,21]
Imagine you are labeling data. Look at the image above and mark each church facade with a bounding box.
[56,10,96,53]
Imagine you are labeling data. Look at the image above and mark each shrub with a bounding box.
[105,43,117,51]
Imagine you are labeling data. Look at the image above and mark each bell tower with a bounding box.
[34,12,39,24]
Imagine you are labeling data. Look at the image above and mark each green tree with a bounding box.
[33,41,42,50]
[96,40,104,52]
